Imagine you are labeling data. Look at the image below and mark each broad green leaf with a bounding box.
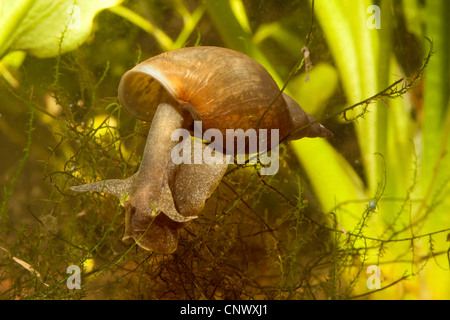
[401,0,424,39]
[291,138,366,228]
[313,0,380,193]
[423,0,450,186]
[0,0,123,59]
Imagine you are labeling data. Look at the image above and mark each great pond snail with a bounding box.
[71,46,332,253]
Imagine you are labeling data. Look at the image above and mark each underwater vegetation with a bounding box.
[0,0,449,300]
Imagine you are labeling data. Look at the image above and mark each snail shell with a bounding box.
[118,46,331,152]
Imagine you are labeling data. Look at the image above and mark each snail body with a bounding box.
[71,46,331,253]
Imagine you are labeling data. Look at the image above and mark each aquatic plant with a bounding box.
[0,0,448,300]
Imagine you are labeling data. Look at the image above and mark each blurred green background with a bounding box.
[0,0,449,299]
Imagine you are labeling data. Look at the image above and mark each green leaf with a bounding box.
[291,138,366,227]
[313,0,380,194]
[289,63,339,115]
[0,0,123,59]
[253,21,305,57]
[423,0,450,185]
[108,5,173,51]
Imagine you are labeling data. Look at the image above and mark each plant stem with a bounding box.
[108,5,173,51]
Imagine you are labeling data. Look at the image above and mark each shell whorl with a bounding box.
[118,46,293,139]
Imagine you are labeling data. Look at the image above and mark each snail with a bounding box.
[70,46,332,253]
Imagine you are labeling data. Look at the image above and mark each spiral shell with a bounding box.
[118,46,330,143]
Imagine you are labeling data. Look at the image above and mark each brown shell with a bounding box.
[118,46,293,141]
